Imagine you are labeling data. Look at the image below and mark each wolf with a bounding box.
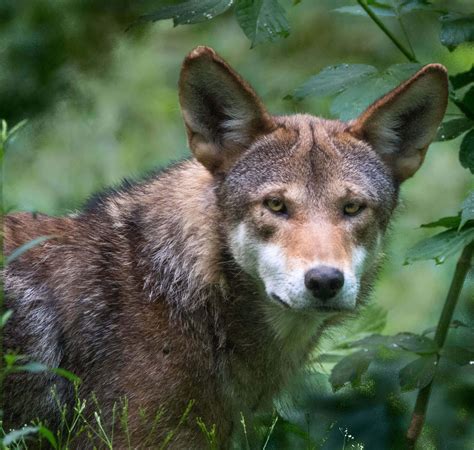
[4,46,447,448]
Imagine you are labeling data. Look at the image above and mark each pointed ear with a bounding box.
[179,46,275,173]
[348,64,448,182]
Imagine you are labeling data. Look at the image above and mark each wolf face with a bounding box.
[179,47,448,314]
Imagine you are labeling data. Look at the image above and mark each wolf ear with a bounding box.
[349,64,448,182]
[179,46,275,173]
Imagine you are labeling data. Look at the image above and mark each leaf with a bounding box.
[460,129,474,173]
[1,309,13,327]
[393,333,438,354]
[441,345,474,366]
[460,191,474,229]
[450,65,474,90]
[351,304,388,335]
[420,215,460,229]
[235,0,290,47]
[6,235,54,265]
[53,368,81,384]
[329,350,374,391]
[14,362,49,373]
[38,426,58,449]
[435,118,473,141]
[439,13,474,51]
[399,354,438,391]
[422,319,470,336]
[333,5,396,17]
[137,0,233,26]
[331,64,422,120]
[290,64,378,101]
[405,227,474,265]
[3,427,39,446]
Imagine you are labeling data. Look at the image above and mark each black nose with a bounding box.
[304,266,345,301]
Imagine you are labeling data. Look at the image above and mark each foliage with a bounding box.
[2,0,474,449]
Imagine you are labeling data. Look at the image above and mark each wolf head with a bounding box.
[179,46,448,313]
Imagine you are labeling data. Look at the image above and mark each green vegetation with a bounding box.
[1,0,473,448]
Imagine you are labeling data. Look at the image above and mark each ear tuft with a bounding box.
[179,46,275,173]
[349,63,448,182]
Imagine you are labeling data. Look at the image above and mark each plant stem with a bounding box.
[406,241,474,449]
[356,0,418,63]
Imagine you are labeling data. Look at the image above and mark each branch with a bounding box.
[356,0,418,63]
[406,241,474,449]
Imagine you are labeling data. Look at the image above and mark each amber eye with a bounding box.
[343,202,364,216]
[264,198,287,215]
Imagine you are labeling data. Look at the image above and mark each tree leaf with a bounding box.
[405,227,474,265]
[399,354,438,392]
[441,345,474,366]
[420,215,461,229]
[435,118,473,141]
[6,235,55,265]
[450,65,474,90]
[290,64,378,101]
[330,64,421,120]
[333,5,396,17]
[393,333,438,354]
[439,13,474,51]
[235,0,290,47]
[460,191,474,229]
[137,0,233,26]
[460,129,474,173]
[3,427,39,446]
[329,350,374,391]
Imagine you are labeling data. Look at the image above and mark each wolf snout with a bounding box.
[304,266,345,301]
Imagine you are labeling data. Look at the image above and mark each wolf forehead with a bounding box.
[220,115,397,208]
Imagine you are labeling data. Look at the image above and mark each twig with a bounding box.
[406,241,474,449]
[356,0,418,63]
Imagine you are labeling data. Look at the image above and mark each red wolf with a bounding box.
[4,47,448,448]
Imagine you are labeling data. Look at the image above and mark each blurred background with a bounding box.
[2,0,473,448]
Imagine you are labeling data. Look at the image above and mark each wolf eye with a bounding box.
[343,202,364,216]
[264,198,287,215]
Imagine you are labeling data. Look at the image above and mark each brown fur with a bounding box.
[3,47,448,448]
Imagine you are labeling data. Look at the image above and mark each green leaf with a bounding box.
[330,76,393,121]
[462,86,474,118]
[329,350,374,391]
[450,65,474,90]
[441,345,474,366]
[14,362,49,373]
[1,309,13,328]
[460,129,474,173]
[439,13,474,51]
[393,333,438,354]
[405,227,474,265]
[138,0,233,26]
[290,64,378,101]
[330,64,421,120]
[38,426,58,449]
[422,319,470,336]
[3,427,39,446]
[435,118,473,141]
[235,0,290,47]
[333,5,396,17]
[6,235,55,265]
[460,191,474,228]
[53,368,81,384]
[399,354,438,391]
[420,215,460,229]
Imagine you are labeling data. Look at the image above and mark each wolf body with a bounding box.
[4,47,448,448]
